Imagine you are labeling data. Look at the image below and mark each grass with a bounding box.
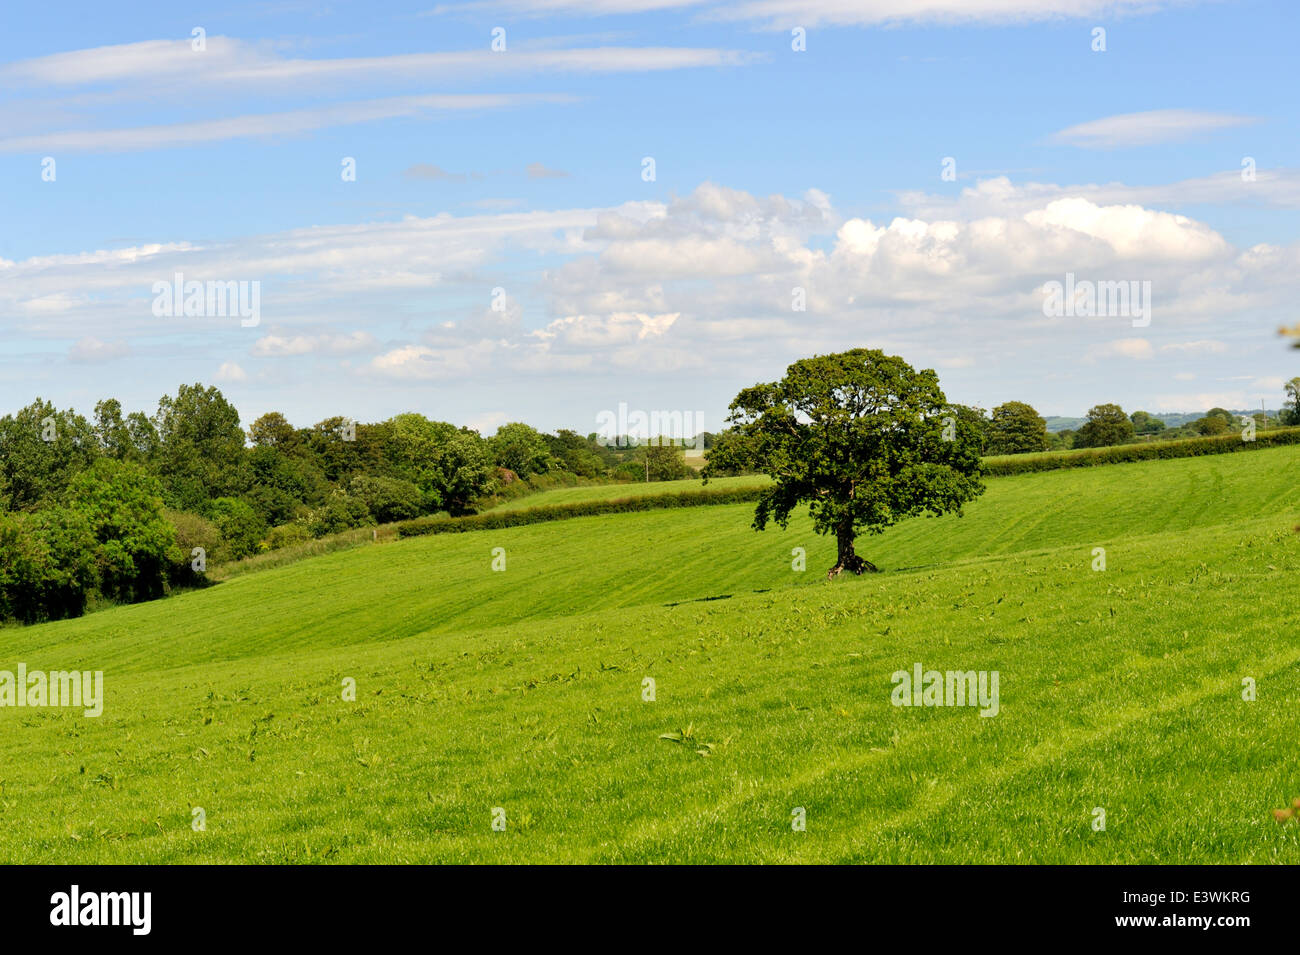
[486,474,767,511]
[2,444,1298,862]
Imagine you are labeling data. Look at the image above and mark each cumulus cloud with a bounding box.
[7,178,1299,415]
[215,361,248,382]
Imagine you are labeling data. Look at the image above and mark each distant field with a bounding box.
[488,474,768,511]
[3,444,1298,862]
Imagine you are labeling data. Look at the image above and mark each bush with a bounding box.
[66,459,178,603]
[165,509,226,583]
[204,497,266,560]
[0,508,96,622]
[307,491,373,538]
[348,475,425,524]
[265,523,313,550]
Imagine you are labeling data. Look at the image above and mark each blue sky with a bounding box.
[2,0,1297,436]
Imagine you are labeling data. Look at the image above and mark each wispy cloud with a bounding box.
[0,93,569,153]
[431,0,1201,27]
[404,163,471,182]
[1049,109,1259,149]
[527,161,570,179]
[0,37,758,92]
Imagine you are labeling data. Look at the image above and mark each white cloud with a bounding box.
[1049,109,1258,149]
[0,37,757,91]
[7,179,1300,415]
[527,162,570,179]
[1160,339,1227,354]
[1088,338,1153,360]
[251,331,378,357]
[710,0,1201,28]
[0,93,570,154]
[480,0,1209,27]
[1152,392,1251,412]
[215,361,248,382]
[898,171,1300,219]
[69,337,130,362]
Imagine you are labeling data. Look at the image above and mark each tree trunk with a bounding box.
[827,524,878,579]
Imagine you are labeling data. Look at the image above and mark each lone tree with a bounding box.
[1075,403,1134,448]
[986,401,1049,455]
[705,349,985,579]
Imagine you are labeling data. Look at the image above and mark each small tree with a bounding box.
[642,440,691,482]
[706,349,984,579]
[986,401,1048,455]
[489,423,554,478]
[1076,404,1135,448]
[1129,410,1166,435]
[1193,414,1230,436]
[1282,378,1300,426]
[66,459,179,602]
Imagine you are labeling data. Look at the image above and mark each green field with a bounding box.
[3,446,1299,862]
[487,474,768,511]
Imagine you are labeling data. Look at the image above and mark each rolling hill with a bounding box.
[2,444,1298,863]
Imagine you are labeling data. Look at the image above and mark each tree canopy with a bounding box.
[706,349,985,578]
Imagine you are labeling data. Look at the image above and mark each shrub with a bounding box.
[66,458,178,603]
[0,508,96,622]
[348,475,425,524]
[265,523,313,550]
[204,497,266,560]
[166,509,226,583]
[307,491,373,538]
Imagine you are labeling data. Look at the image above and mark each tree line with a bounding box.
[4,375,1297,622]
[948,379,1300,457]
[0,384,694,623]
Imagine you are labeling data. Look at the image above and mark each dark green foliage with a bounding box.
[0,399,99,511]
[489,422,554,478]
[0,507,96,622]
[642,441,692,481]
[348,475,425,524]
[151,383,250,511]
[165,510,225,585]
[707,349,984,577]
[66,459,179,603]
[1130,410,1166,435]
[307,490,373,538]
[1282,378,1300,426]
[986,401,1048,455]
[1075,403,1135,448]
[204,497,267,560]
[1193,414,1230,436]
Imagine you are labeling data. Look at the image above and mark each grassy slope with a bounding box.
[3,446,1299,862]
[487,474,768,511]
